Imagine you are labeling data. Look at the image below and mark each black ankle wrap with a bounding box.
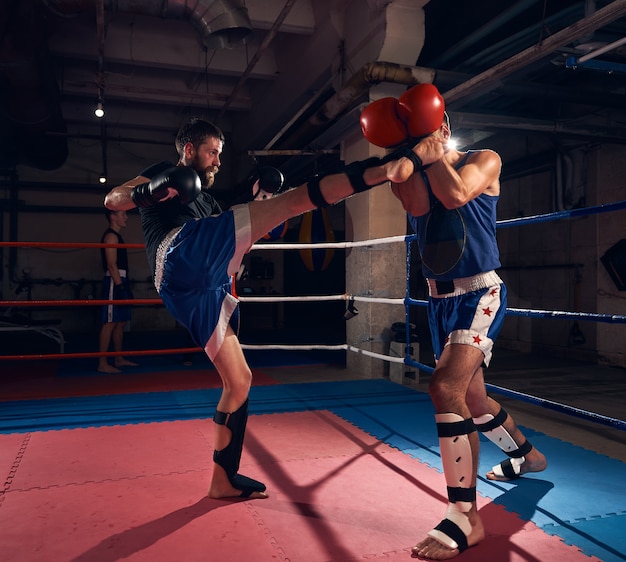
[306,177,330,208]
[344,157,382,193]
[381,145,423,173]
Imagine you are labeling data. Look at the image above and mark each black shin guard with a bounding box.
[344,157,384,193]
[213,399,266,497]
[306,156,388,209]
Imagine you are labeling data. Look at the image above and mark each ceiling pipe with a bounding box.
[276,61,436,149]
[217,0,297,121]
[461,4,582,71]
[450,111,626,143]
[427,0,543,68]
[0,0,252,171]
[443,0,626,105]
[44,0,253,50]
[275,0,626,151]
[577,35,626,62]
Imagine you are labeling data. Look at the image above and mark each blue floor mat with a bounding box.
[1,378,624,561]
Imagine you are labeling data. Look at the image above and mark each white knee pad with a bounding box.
[435,413,476,512]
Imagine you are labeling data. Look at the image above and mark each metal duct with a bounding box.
[192,0,253,50]
[0,0,251,172]
[46,0,253,49]
[275,61,437,150]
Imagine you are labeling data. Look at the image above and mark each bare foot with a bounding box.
[486,448,547,481]
[115,358,139,367]
[411,511,485,560]
[97,364,121,374]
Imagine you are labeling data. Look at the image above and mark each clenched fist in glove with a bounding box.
[252,166,285,200]
[359,97,409,149]
[131,166,201,208]
[397,83,445,139]
[359,84,445,148]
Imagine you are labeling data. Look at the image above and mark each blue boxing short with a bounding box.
[426,271,507,367]
[156,205,252,361]
[101,274,132,324]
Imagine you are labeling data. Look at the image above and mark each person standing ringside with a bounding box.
[98,209,139,373]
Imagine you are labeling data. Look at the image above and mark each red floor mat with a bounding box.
[0,412,599,562]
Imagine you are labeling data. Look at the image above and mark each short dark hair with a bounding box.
[175,118,225,157]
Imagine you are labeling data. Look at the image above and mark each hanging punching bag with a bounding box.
[298,208,335,272]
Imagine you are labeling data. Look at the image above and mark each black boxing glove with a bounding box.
[307,157,383,208]
[131,166,201,208]
[251,166,285,200]
[257,166,284,194]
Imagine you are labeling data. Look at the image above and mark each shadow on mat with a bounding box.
[462,479,554,562]
[68,496,227,562]
[490,477,554,521]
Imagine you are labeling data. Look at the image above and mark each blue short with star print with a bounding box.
[427,271,507,367]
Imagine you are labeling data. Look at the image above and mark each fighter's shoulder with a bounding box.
[467,148,500,164]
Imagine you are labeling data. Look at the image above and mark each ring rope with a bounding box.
[485,383,625,431]
[0,347,201,361]
[0,299,161,307]
[1,200,624,251]
[0,242,145,249]
[2,201,625,434]
[496,199,626,228]
[405,297,626,323]
[0,296,405,307]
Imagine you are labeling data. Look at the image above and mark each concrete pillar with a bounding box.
[343,132,408,377]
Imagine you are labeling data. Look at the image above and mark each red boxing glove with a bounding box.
[397,84,445,138]
[359,97,409,148]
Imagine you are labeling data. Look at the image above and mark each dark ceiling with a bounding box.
[1,0,626,199]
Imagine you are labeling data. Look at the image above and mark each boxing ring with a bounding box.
[1,200,625,432]
[1,200,625,562]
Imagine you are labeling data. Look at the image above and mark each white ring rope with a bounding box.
[239,342,405,364]
[239,294,404,305]
[251,234,407,251]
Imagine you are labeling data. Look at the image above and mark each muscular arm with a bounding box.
[104,176,149,211]
[389,135,446,217]
[426,149,501,209]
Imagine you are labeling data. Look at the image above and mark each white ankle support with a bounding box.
[428,504,472,551]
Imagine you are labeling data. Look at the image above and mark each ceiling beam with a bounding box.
[443,0,626,106]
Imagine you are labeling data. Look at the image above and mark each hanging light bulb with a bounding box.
[99,174,107,184]
[94,101,105,118]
